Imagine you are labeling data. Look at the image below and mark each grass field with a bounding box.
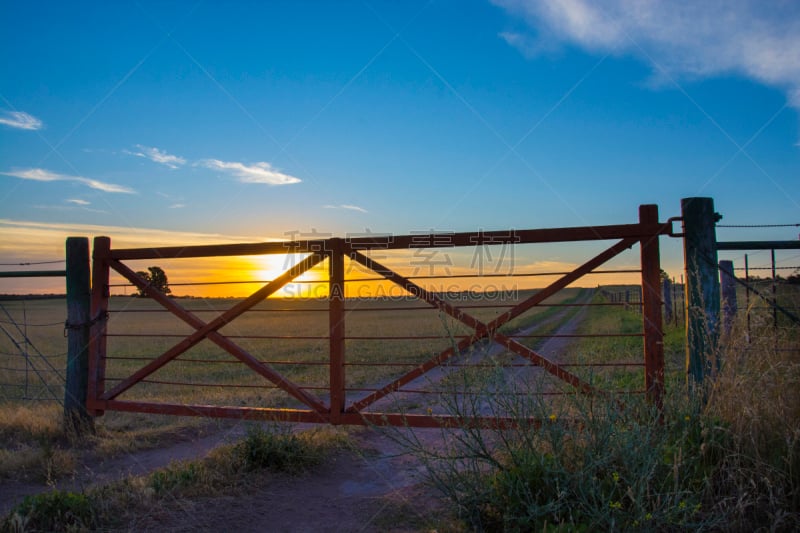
[1,287,588,414]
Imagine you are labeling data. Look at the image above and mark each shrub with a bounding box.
[231,425,323,473]
[148,461,208,496]
[399,369,728,531]
[2,490,96,532]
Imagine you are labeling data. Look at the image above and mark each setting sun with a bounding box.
[249,253,327,299]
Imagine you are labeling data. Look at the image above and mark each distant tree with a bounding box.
[135,266,172,297]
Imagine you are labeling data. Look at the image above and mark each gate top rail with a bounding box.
[105,221,672,261]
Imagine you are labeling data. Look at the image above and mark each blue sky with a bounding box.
[1,0,798,290]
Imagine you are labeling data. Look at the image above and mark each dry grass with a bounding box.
[703,293,800,528]
[386,285,799,531]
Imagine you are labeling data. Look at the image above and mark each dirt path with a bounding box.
[1,424,445,532]
[128,428,445,533]
[0,424,248,516]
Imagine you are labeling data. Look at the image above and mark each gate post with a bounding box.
[639,205,664,407]
[88,237,110,416]
[65,237,94,434]
[681,198,721,399]
[328,238,346,424]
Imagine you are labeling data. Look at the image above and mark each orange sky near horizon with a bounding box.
[0,218,648,298]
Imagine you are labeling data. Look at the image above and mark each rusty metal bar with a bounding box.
[87,236,110,416]
[348,250,487,332]
[100,399,328,423]
[346,223,669,249]
[492,333,598,395]
[100,254,328,413]
[107,222,670,261]
[484,238,639,333]
[110,240,324,260]
[98,399,557,428]
[639,205,665,408]
[345,252,493,413]
[328,238,345,423]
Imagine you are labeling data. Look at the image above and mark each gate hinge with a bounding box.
[666,216,684,237]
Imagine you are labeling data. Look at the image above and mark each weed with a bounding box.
[231,424,323,473]
[2,491,96,532]
[148,461,207,496]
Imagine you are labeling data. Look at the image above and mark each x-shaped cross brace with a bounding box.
[346,237,637,413]
[100,253,328,414]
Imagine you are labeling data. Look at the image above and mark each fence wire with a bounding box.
[0,300,66,403]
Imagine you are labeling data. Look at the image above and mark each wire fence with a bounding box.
[0,299,67,404]
[714,223,800,365]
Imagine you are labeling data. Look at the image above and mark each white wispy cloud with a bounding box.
[0,110,43,130]
[323,204,368,213]
[126,144,186,169]
[33,203,109,214]
[493,0,800,107]
[169,203,186,209]
[66,198,90,205]
[198,159,301,185]
[0,168,135,194]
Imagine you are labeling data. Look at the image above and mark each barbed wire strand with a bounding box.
[717,223,799,228]
[712,257,800,326]
[0,259,65,266]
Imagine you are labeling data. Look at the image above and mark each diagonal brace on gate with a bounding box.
[99,253,328,413]
[346,237,638,413]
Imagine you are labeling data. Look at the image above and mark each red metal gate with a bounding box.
[86,205,669,427]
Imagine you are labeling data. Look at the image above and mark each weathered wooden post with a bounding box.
[663,277,673,324]
[64,237,94,434]
[719,260,737,337]
[681,198,721,398]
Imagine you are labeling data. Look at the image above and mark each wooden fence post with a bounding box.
[639,205,664,407]
[681,198,721,398]
[719,260,737,337]
[328,238,345,424]
[663,277,673,324]
[65,237,94,434]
